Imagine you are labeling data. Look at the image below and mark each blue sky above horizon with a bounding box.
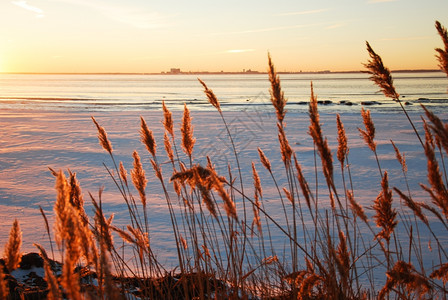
[1,0,447,73]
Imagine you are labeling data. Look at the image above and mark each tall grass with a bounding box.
[1,20,448,299]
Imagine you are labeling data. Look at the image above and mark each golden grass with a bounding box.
[435,21,448,77]
[1,19,448,300]
[3,219,22,273]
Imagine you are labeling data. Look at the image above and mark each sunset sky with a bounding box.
[1,0,447,73]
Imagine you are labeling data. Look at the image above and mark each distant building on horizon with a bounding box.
[169,68,181,74]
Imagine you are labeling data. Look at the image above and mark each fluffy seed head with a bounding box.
[268,53,287,124]
[435,21,448,77]
[198,78,221,112]
[162,101,174,136]
[140,116,156,157]
[4,219,22,272]
[359,108,377,152]
[181,103,195,156]
[92,117,113,154]
[364,41,399,99]
[131,150,147,208]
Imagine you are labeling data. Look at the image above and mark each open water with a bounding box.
[0,71,447,113]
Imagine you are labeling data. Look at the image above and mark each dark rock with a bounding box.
[19,253,43,270]
[361,101,380,105]
[317,100,332,105]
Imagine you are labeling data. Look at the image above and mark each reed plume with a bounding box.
[347,191,368,223]
[295,156,312,209]
[299,273,323,300]
[435,21,448,76]
[336,114,348,167]
[391,140,407,174]
[423,105,448,156]
[252,162,263,198]
[54,171,69,244]
[421,130,448,218]
[164,132,174,161]
[171,165,233,218]
[379,261,431,299]
[364,41,399,99]
[198,78,221,112]
[268,53,287,124]
[308,82,334,181]
[335,230,350,290]
[364,41,424,147]
[373,172,397,242]
[141,116,157,157]
[151,159,163,181]
[394,188,428,226]
[162,100,174,136]
[359,108,376,152]
[92,196,114,252]
[277,122,293,166]
[257,148,272,172]
[61,254,81,300]
[111,226,136,245]
[430,263,448,284]
[119,161,128,186]
[206,174,235,220]
[252,162,262,234]
[181,103,195,156]
[92,116,113,154]
[131,150,148,208]
[4,219,22,272]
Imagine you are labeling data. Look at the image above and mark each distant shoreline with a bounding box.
[0,69,443,76]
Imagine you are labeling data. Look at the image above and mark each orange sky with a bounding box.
[1,0,447,73]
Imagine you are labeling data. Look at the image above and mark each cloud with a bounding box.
[212,24,313,36]
[11,0,44,17]
[50,0,172,28]
[380,36,431,41]
[226,49,255,53]
[276,9,329,16]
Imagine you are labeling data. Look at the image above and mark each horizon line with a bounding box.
[0,69,442,76]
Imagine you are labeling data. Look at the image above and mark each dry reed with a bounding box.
[359,108,376,152]
[162,100,174,136]
[336,114,348,167]
[379,260,431,299]
[164,132,174,161]
[391,140,407,174]
[373,172,397,242]
[423,105,448,156]
[119,161,128,186]
[308,82,334,182]
[181,103,195,156]
[131,150,148,208]
[251,162,262,234]
[140,116,157,157]
[394,188,429,226]
[430,263,448,284]
[277,122,293,166]
[257,147,272,172]
[364,41,399,100]
[198,78,221,112]
[92,116,113,154]
[435,20,448,76]
[268,53,287,124]
[4,219,22,272]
